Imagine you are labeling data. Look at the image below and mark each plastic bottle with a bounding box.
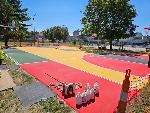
[94,82,99,95]
[76,92,82,106]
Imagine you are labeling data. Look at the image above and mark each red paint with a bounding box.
[83,54,150,76]
[20,61,121,113]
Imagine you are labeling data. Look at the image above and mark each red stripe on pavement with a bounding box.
[83,54,150,76]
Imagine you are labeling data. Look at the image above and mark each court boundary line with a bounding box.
[20,61,49,65]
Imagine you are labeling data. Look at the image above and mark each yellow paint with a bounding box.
[16,46,148,86]
[130,76,149,90]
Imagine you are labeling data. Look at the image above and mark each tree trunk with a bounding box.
[19,37,22,47]
[49,39,50,46]
[0,59,2,65]
[42,38,44,46]
[121,43,124,50]
[33,38,35,46]
[13,37,15,46]
[79,43,82,49]
[79,39,82,49]
[4,36,9,46]
[97,42,101,50]
[109,39,112,50]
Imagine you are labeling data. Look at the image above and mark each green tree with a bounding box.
[44,28,55,42]
[0,0,30,46]
[81,0,137,50]
[44,26,69,43]
[16,29,28,46]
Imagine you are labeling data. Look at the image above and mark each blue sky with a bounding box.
[22,0,150,35]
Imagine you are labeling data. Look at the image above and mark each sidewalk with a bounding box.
[0,70,15,91]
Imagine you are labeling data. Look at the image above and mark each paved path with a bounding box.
[13,82,56,107]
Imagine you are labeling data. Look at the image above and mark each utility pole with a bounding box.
[33,13,36,46]
[34,26,35,46]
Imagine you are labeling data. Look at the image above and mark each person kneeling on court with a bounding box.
[62,82,75,97]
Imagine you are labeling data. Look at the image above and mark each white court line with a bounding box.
[20,60,49,65]
[5,53,19,65]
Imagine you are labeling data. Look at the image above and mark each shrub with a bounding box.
[0,49,4,59]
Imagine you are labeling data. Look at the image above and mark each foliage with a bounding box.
[127,81,150,112]
[72,40,77,45]
[40,97,72,113]
[81,0,137,50]
[0,0,30,46]
[9,68,35,85]
[44,26,69,42]
[0,49,4,59]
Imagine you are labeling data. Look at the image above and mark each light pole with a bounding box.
[34,26,35,46]
[32,13,36,46]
